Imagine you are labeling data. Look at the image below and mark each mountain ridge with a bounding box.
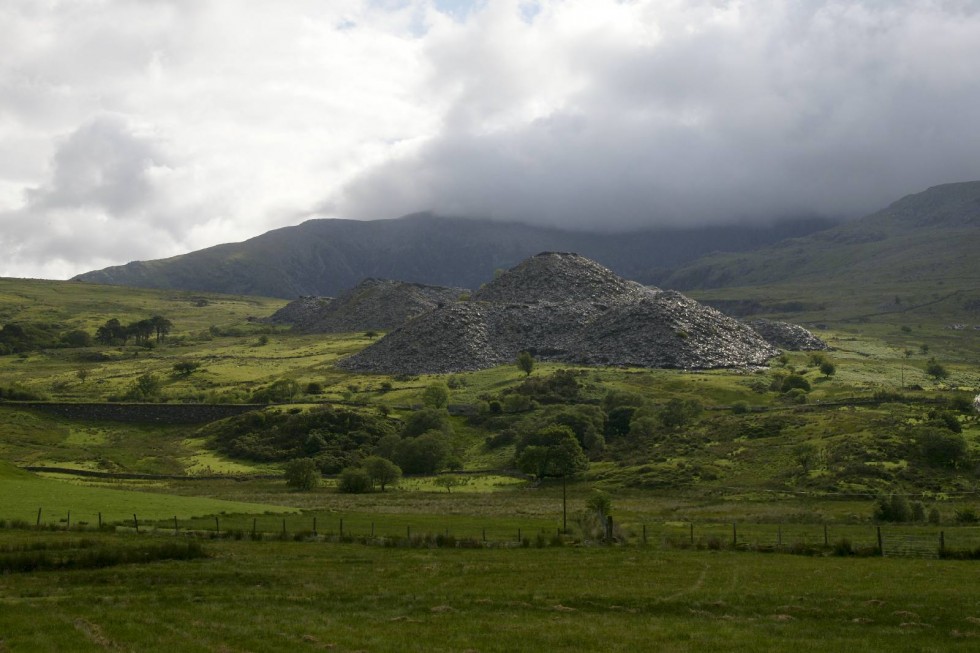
[72,213,835,298]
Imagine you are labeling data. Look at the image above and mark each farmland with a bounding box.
[0,276,978,650]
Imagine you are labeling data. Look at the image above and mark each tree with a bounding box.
[658,398,703,429]
[150,315,173,342]
[284,457,320,491]
[401,407,453,438]
[918,427,967,468]
[394,430,452,474]
[363,456,401,492]
[125,373,162,401]
[819,361,836,378]
[516,351,535,377]
[61,329,92,347]
[421,381,450,409]
[434,474,469,493]
[516,425,588,533]
[337,467,372,493]
[95,318,125,345]
[925,358,949,381]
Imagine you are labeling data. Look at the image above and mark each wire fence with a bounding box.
[5,509,980,558]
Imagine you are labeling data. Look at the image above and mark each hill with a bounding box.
[666,181,980,291]
[72,213,834,298]
[338,253,778,374]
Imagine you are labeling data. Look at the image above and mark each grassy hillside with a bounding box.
[668,182,980,321]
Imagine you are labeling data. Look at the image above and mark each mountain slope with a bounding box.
[665,181,980,290]
[72,213,834,299]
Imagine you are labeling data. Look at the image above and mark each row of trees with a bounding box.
[95,316,173,346]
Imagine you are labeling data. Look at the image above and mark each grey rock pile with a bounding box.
[746,319,829,351]
[272,278,465,333]
[266,296,333,328]
[338,252,779,374]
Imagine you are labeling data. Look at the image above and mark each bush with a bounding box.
[337,467,373,494]
[873,493,912,522]
[918,427,967,468]
[954,507,979,524]
[284,458,320,490]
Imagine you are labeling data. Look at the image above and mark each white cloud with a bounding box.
[1,0,979,278]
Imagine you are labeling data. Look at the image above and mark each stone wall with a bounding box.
[5,402,264,424]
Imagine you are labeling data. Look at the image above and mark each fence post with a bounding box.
[732,522,737,548]
[690,522,694,545]
[282,518,286,538]
[174,516,178,535]
[824,524,828,547]
[940,530,945,556]
[67,511,71,530]
[313,517,317,537]
[518,528,522,542]
[483,528,487,542]
[876,526,883,556]
[36,508,42,528]
[98,512,102,529]
[215,516,219,535]
[340,518,344,537]
[606,516,613,541]
[133,514,139,534]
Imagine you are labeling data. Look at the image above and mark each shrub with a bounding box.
[284,458,320,490]
[730,402,749,415]
[925,358,948,380]
[918,428,967,468]
[954,507,979,524]
[337,467,373,494]
[873,493,912,522]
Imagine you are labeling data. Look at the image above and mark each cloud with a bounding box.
[1,1,979,278]
[334,0,980,228]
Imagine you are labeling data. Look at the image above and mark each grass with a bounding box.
[2,529,980,651]
[0,461,295,525]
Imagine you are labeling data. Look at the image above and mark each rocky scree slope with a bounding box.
[271,278,465,333]
[747,319,829,351]
[265,296,333,328]
[338,253,779,374]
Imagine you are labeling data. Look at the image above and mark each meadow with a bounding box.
[3,528,980,652]
[0,276,978,650]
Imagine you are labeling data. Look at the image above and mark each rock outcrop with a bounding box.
[747,319,829,351]
[338,252,778,374]
[272,278,465,333]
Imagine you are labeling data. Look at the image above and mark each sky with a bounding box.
[1,0,979,280]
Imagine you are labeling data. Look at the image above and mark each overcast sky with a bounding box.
[2,0,979,279]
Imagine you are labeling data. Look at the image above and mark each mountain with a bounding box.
[664,181,980,291]
[337,252,778,374]
[72,213,834,299]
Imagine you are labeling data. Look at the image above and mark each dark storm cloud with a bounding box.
[333,1,980,228]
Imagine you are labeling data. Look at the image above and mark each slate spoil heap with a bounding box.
[269,278,465,333]
[266,296,333,329]
[338,252,780,374]
[747,319,829,351]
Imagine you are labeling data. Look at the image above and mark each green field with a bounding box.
[1,275,978,650]
[3,530,980,652]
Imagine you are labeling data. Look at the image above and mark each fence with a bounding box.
[6,509,980,558]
